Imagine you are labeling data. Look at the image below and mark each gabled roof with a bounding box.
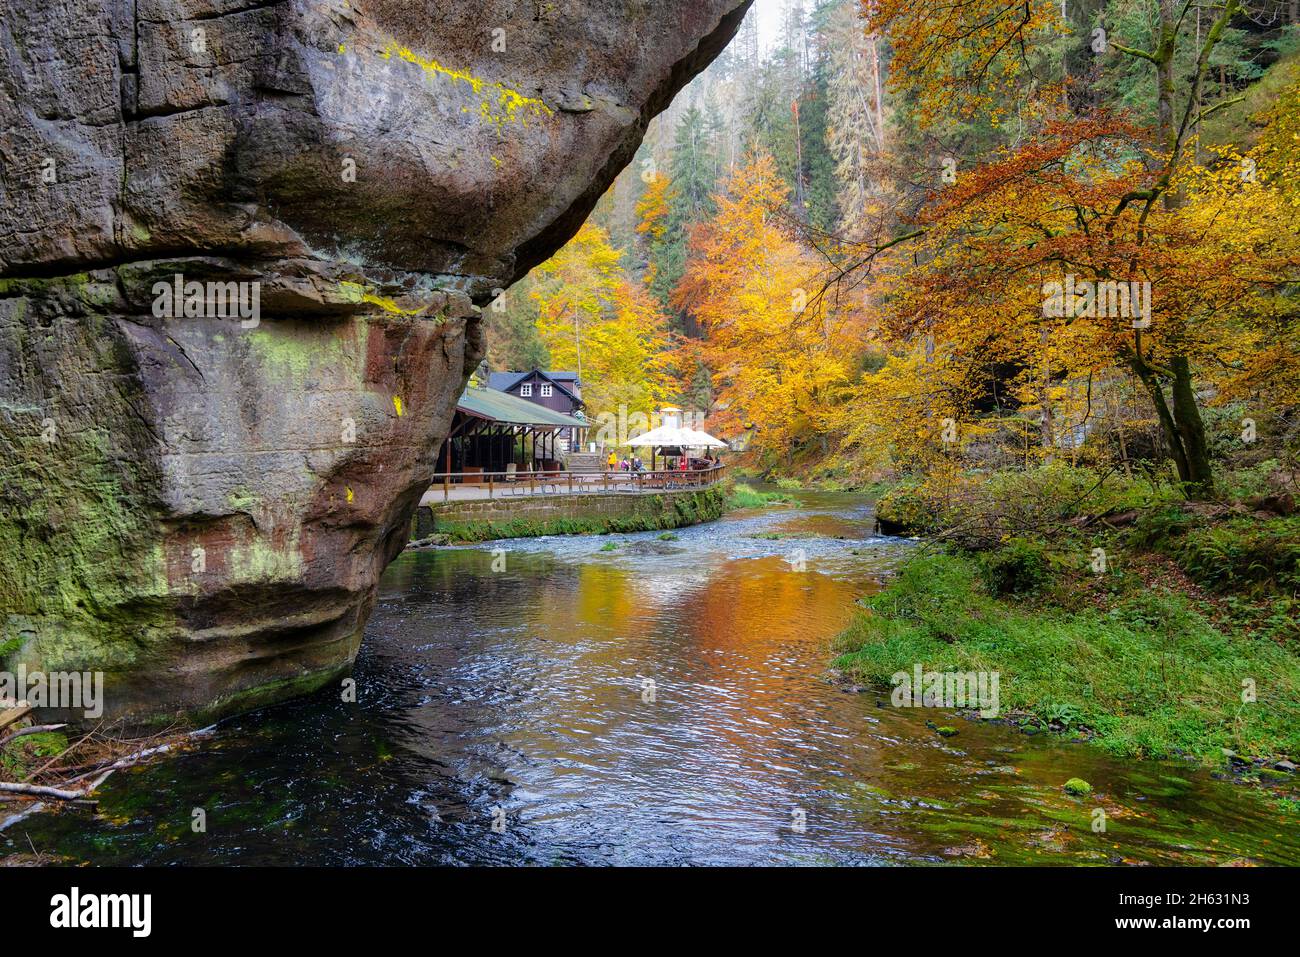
[485,369,583,406]
[457,386,586,429]
[486,371,529,392]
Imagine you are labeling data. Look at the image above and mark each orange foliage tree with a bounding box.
[854,0,1296,498]
[677,154,865,465]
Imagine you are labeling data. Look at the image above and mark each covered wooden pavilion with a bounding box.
[437,386,588,477]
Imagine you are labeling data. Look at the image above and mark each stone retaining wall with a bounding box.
[412,486,728,543]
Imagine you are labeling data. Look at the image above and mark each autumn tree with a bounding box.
[856,0,1287,497]
[529,223,672,427]
[642,104,724,328]
[679,153,864,464]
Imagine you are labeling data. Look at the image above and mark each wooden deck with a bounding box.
[419,464,727,506]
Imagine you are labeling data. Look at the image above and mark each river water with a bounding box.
[5,491,1298,865]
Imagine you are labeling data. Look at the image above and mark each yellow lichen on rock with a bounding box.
[346,39,552,132]
[338,281,423,317]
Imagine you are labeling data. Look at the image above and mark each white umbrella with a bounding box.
[626,424,725,448]
[679,427,728,449]
[625,424,692,447]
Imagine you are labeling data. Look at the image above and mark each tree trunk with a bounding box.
[1039,325,1054,454]
[1130,355,1215,499]
[1125,0,1217,499]
[1169,355,1214,497]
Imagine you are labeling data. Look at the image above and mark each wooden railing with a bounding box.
[428,463,728,500]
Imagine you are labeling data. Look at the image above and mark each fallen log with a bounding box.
[0,781,84,801]
[0,723,67,749]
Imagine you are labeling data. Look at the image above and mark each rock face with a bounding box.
[0,0,752,725]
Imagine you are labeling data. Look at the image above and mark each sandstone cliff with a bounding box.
[0,0,752,724]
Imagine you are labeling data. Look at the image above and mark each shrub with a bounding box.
[881,463,1178,549]
[1127,505,1192,550]
[1221,458,1282,501]
[874,482,942,535]
[1173,516,1300,595]
[979,536,1052,595]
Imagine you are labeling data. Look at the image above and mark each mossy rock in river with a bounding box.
[874,484,940,537]
[1063,777,1092,796]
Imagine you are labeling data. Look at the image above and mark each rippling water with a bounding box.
[6,492,1298,865]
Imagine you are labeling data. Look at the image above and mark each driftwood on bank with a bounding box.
[0,781,86,801]
[0,708,187,828]
[0,724,66,749]
[0,742,175,802]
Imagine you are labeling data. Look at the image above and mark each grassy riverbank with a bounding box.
[726,482,798,509]
[837,463,1300,769]
[834,552,1300,765]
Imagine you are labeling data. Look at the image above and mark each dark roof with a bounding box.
[457,387,586,429]
[485,369,583,406]
[486,371,528,391]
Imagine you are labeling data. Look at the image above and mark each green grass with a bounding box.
[1,730,69,779]
[726,482,798,509]
[834,553,1300,763]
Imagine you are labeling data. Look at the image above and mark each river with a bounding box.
[5,491,1297,865]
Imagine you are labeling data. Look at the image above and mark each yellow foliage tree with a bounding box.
[529,223,671,432]
[680,154,864,464]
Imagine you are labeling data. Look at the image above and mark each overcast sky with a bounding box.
[754,0,787,52]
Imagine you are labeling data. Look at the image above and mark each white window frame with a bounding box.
[540,383,553,398]
[520,383,532,397]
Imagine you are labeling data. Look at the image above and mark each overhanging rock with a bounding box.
[0,0,753,726]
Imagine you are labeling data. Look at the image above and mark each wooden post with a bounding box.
[489,471,494,499]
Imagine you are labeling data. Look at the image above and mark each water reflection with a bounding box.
[5,493,1297,865]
